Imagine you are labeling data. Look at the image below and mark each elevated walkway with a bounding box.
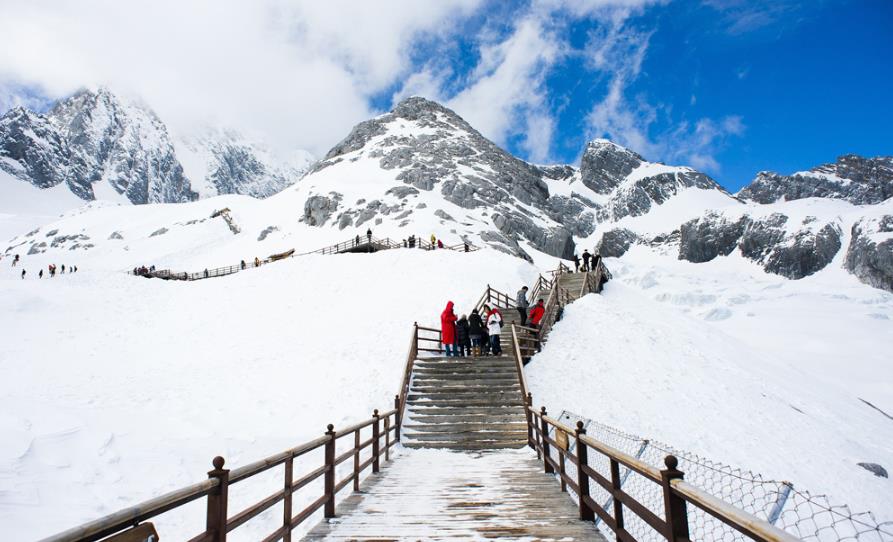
[303,449,606,541]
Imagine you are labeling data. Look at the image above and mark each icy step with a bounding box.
[403,422,528,433]
[302,449,607,540]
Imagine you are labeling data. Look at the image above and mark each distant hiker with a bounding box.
[464,242,469,252]
[486,306,503,356]
[241,260,246,270]
[408,235,416,248]
[61,264,65,274]
[403,239,407,248]
[441,301,458,357]
[430,233,436,249]
[366,228,372,244]
[516,286,529,326]
[592,252,602,272]
[204,268,209,278]
[468,309,485,357]
[480,304,492,355]
[39,269,43,279]
[529,299,545,329]
[150,265,155,272]
[582,249,591,272]
[12,254,19,267]
[254,257,261,267]
[355,234,360,247]
[437,239,444,249]
[73,266,77,273]
[21,269,26,279]
[456,314,471,357]
[573,254,580,272]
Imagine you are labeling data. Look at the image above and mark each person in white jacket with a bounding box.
[486,307,503,356]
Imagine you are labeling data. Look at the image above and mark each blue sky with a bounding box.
[1,0,890,192]
[377,0,893,191]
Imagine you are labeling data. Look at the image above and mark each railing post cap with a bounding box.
[576,420,585,432]
[373,409,379,417]
[326,423,335,434]
[212,456,225,470]
[540,406,547,415]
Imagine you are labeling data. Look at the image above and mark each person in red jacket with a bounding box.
[441,301,458,357]
[528,299,546,328]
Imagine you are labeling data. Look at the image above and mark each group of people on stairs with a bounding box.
[572,249,602,273]
[440,301,504,357]
[439,285,548,359]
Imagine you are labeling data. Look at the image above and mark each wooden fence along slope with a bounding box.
[44,260,800,542]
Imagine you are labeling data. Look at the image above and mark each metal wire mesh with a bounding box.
[554,411,893,542]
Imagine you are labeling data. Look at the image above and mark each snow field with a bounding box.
[527,251,893,521]
[0,249,537,540]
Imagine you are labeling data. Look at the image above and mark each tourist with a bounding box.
[486,306,503,356]
[464,242,469,252]
[241,260,246,270]
[468,309,485,357]
[573,253,580,272]
[355,234,360,247]
[39,269,43,279]
[430,233,436,249]
[480,305,491,355]
[441,301,458,357]
[366,228,372,244]
[254,257,261,267]
[456,314,471,357]
[582,249,591,272]
[516,286,529,326]
[437,239,443,249]
[529,299,545,329]
[12,254,19,267]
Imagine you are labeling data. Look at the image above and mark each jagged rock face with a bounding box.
[579,140,729,222]
[303,193,342,226]
[676,212,842,279]
[580,140,643,194]
[679,213,748,263]
[303,96,575,259]
[846,215,893,291]
[48,88,196,204]
[0,108,94,199]
[596,228,640,258]
[739,155,893,205]
[0,88,310,205]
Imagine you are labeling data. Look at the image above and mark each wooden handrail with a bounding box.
[40,410,400,542]
[396,323,419,441]
[526,406,798,542]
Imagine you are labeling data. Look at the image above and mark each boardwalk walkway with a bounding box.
[303,449,607,541]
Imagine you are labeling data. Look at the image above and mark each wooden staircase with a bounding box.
[402,355,528,450]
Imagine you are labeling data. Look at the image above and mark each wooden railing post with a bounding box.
[353,430,360,491]
[324,424,336,518]
[283,454,294,542]
[206,456,229,542]
[384,416,390,462]
[394,394,401,442]
[372,410,381,473]
[610,458,625,537]
[526,393,534,449]
[540,407,553,474]
[575,422,594,522]
[661,455,690,542]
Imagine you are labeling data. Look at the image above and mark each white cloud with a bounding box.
[585,13,744,172]
[0,0,483,156]
[446,17,562,158]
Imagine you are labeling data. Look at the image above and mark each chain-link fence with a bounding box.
[546,411,892,542]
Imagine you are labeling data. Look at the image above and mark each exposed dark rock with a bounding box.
[845,215,893,292]
[739,155,893,205]
[763,223,841,279]
[303,193,342,226]
[149,228,168,237]
[679,213,750,263]
[597,228,640,258]
[580,140,643,194]
[857,463,888,478]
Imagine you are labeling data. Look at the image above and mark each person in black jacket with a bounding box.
[582,249,591,272]
[468,309,485,357]
[573,253,580,272]
[456,315,471,357]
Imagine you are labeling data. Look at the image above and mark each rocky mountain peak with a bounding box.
[580,139,644,194]
[738,154,893,205]
[1,88,311,204]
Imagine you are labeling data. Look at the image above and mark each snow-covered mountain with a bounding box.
[0,88,313,205]
[1,95,891,292]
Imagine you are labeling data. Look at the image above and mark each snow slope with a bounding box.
[0,249,537,541]
[528,248,893,520]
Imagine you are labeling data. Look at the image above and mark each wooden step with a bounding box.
[403,422,528,433]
